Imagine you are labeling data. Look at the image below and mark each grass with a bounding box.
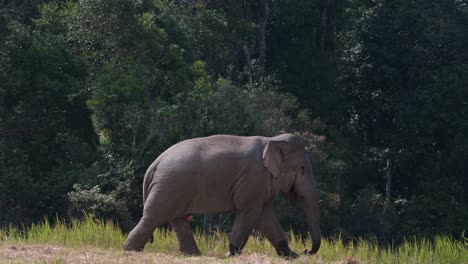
[1,215,467,263]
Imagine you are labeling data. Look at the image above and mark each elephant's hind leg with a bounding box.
[123,217,159,251]
[123,189,177,252]
[171,217,201,256]
[227,205,262,256]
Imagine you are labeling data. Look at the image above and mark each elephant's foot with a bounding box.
[123,240,144,252]
[179,244,201,256]
[123,218,160,252]
[179,248,201,256]
[274,240,299,259]
[123,233,151,252]
[225,244,242,257]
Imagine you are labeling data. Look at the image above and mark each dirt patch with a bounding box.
[2,244,67,262]
[1,243,358,263]
[333,257,363,264]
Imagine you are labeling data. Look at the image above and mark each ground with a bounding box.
[0,243,362,264]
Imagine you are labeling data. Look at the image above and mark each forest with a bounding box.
[1,0,467,246]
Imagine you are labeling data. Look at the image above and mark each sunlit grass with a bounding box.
[1,215,126,250]
[1,215,467,263]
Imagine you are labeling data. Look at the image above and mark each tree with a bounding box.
[0,18,96,225]
[267,0,343,124]
[338,0,468,238]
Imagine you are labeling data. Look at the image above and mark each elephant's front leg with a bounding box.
[255,203,298,259]
[227,206,262,256]
[171,217,200,256]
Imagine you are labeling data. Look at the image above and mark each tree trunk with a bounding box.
[258,0,268,73]
[243,44,253,83]
[384,157,392,212]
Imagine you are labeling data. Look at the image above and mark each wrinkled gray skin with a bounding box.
[123,134,321,258]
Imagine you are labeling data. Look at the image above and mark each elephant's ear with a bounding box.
[262,140,286,178]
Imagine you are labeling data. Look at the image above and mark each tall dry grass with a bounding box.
[1,215,467,264]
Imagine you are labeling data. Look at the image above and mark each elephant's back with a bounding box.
[162,134,264,161]
[149,135,267,213]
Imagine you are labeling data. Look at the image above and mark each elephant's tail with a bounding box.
[143,160,158,204]
[143,160,158,244]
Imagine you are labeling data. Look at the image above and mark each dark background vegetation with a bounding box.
[1,0,467,244]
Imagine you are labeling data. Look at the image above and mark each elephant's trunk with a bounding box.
[295,161,321,255]
[303,194,321,254]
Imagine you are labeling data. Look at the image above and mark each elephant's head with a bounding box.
[262,133,321,255]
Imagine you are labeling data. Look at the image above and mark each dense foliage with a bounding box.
[1,0,467,244]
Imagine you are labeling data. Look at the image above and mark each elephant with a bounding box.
[123,133,321,258]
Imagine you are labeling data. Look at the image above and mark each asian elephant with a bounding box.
[123,133,321,258]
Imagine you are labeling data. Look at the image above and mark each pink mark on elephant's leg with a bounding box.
[185,214,193,222]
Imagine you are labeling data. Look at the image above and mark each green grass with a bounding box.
[1,215,467,264]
